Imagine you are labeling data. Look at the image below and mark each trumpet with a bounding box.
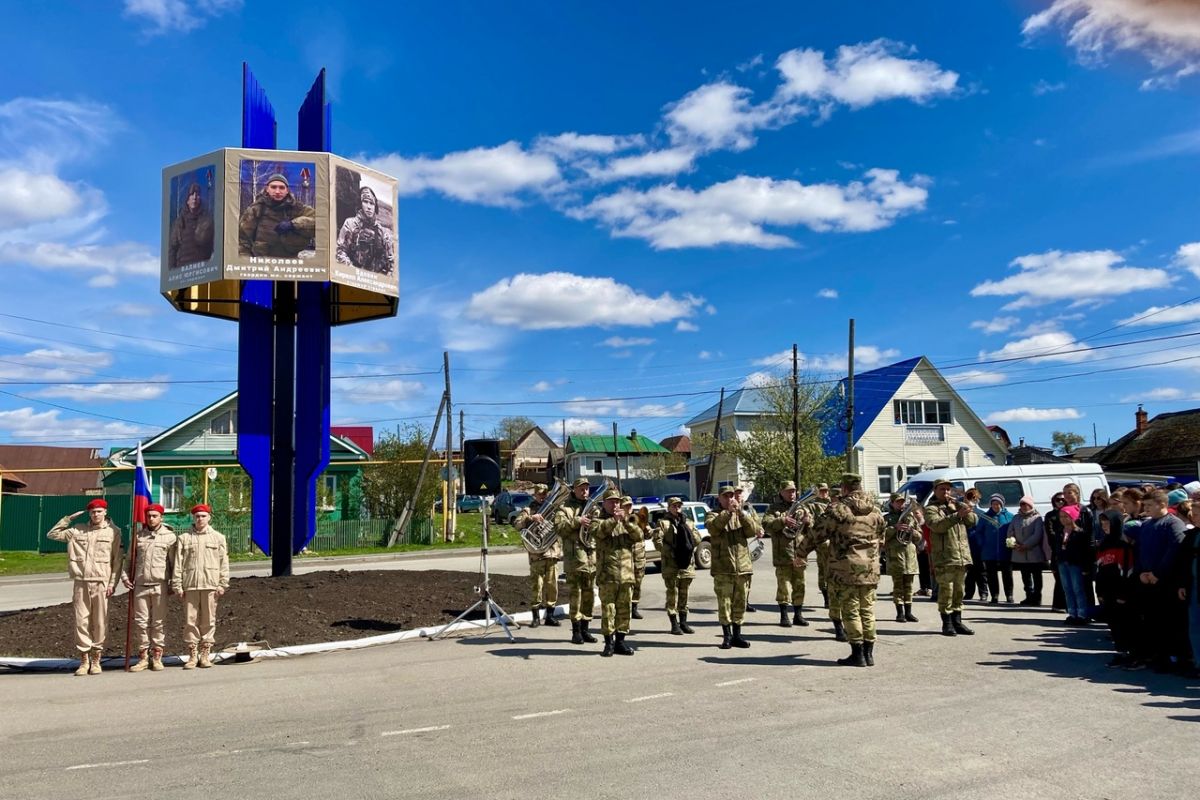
[893,498,924,545]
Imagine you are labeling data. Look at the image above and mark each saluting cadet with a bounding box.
[46,499,123,676]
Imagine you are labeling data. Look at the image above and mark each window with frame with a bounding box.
[906,465,922,478]
[593,459,603,473]
[974,480,1023,508]
[893,400,952,425]
[877,467,894,496]
[210,409,236,435]
[161,475,185,512]
[320,475,338,510]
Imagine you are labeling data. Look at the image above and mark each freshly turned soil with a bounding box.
[0,569,532,659]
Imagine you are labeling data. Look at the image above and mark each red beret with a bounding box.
[146,503,165,514]
[86,499,108,510]
[190,504,212,514]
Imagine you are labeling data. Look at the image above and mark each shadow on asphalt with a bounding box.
[699,653,829,668]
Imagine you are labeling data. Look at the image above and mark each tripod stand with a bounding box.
[432,500,517,642]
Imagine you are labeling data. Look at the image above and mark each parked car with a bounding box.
[493,491,532,524]
[632,500,711,569]
[749,502,769,516]
[898,463,1109,517]
[456,495,484,513]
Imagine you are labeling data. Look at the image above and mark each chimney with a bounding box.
[628,428,637,441]
[1018,437,1025,447]
[1135,404,1148,435]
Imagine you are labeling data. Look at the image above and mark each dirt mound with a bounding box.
[0,569,531,659]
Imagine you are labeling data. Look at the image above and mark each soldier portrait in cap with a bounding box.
[237,159,318,258]
[167,166,215,270]
[334,165,396,275]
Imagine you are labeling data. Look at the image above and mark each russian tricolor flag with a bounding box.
[133,442,152,528]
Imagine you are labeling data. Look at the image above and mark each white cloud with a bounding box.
[601,336,654,348]
[981,331,1091,363]
[809,345,901,372]
[1176,241,1200,278]
[970,316,1020,334]
[0,98,119,171]
[1033,79,1068,95]
[753,349,793,367]
[112,303,157,318]
[123,0,242,34]
[563,418,605,435]
[698,350,712,360]
[534,133,646,162]
[675,320,700,332]
[969,249,1170,309]
[1023,0,1200,89]
[330,339,389,355]
[816,288,838,299]
[0,346,115,383]
[0,241,158,283]
[743,371,776,388]
[0,169,96,231]
[465,272,705,330]
[1020,320,1062,336]
[1119,387,1185,402]
[562,397,687,418]
[664,82,792,152]
[333,378,426,405]
[948,369,1008,387]
[985,407,1084,424]
[577,169,929,250]
[775,39,959,114]
[530,380,553,392]
[588,147,697,180]
[1118,300,1200,326]
[368,142,561,207]
[0,406,149,442]
[33,380,168,403]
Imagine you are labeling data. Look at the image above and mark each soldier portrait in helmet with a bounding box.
[334,165,396,275]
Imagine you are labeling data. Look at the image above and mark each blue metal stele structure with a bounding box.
[159,65,399,575]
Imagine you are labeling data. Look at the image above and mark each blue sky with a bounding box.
[1,0,1200,454]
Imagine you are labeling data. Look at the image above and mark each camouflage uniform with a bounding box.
[515,491,562,626]
[625,498,648,618]
[553,489,597,643]
[335,199,396,274]
[708,496,760,647]
[883,504,920,622]
[763,492,812,626]
[799,486,886,666]
[122,522,178,669]
[807,494,833,603]
[593,502,639,641]
[46,511,123,675]
[237,189,317,257]
[925,490,978,636]
[653,505,701,634]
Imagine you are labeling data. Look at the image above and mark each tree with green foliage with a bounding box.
[361,424,441,520]
[1051,430,1087,454]
[491,415,537,449]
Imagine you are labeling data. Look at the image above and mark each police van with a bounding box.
[897,464,1109,517]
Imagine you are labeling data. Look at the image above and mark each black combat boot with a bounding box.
[837,642,866,667]
[895,605,906,623]
[580,620,598,643]
[904,604,918,623]
[745,602,758,613]
[669,614,682,635]
[543,607,560,626]
[862,640,875,667]
[631,603,643,620]
[951,611,975,635]
[679,610,695,634]
[614,632,634,655]
[730,624,751,648]
[601,634,614,657]
[940,613,957,637]
[822,590,829,609]
[778,604,793,628]
[719,624,732,650]
[793,606,808,627]
[530,607,541,628]
[570,619,583,644]
[833,619,847,642]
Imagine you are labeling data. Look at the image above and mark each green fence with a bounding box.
[0,494,133,552]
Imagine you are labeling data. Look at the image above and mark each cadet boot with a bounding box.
[74,655,89,677]
[904,604,919,623]
[614,632,634,655]
[669,614,682,635]
[197,644,214,668]
[570,619,584,645]
[951,612,975,636]
[719,624,732,650]
[940,614,957,637]
[580,620,597,644]
[895,605,906,623]
[88,649,103,675]
[601,634,614,657]
[150,647,165,671]
[778,604,793,628]
[730,624,751,649]
[793,607,808,627]
[530,607,541,628]
[678,610,695,634]
[129,648,150,672]
[182,645,198,669]
[832,619,847,642]
[837,642,866,667]
[543,607,560,626]
[631,603,643,620]
[862,640,876,667]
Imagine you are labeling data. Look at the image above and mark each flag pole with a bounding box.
[123,443,147,671]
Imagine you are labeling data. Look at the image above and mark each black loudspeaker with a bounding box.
[463,439,502,495]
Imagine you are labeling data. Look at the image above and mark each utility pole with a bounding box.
[1092,422,1097,448]
[388,393,445,547]
[703,388,726,497]
[846,319,856,473]
[612,421,621,493]
[562,419,566,447]
[444,351,454,540]
[792,343,800,490]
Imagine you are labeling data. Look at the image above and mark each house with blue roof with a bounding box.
[686,356,1006,498]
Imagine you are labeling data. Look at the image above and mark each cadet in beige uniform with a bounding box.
[46,498,123,676]
[121,503,177,672]
[170,504,229,669]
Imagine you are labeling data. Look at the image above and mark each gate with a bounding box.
[0,494,133,552]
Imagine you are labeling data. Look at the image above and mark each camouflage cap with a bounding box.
[932,478,954,489]
[841,472,862,484]
[600,488,622,501]
[733,484,746,493]
[533,483,548,494]
[620,495,633,506]
[889,492,906,503]
[718,486,736,496]
[780,480,797,491]
[572,478,590,489]
[667,496,684,507]
[816,482,829,490]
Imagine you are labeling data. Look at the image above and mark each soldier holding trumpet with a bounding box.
[924,479,978,637]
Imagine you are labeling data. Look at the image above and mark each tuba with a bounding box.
[781,498,813,539]
[893,497,924,545]
[520,481,570,555]
[577,480,611,550]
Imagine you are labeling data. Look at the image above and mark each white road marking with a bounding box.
[380,725,452,737]
[512,709,571,720]
[625,692,674,703]
[65,759,150,771]
[715,678,756,687]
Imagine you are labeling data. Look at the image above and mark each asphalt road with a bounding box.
[2,548,1197,800]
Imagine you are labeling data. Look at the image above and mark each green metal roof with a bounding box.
[567,435,669,455]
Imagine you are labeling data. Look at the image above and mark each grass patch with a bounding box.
[0,552,69,577]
